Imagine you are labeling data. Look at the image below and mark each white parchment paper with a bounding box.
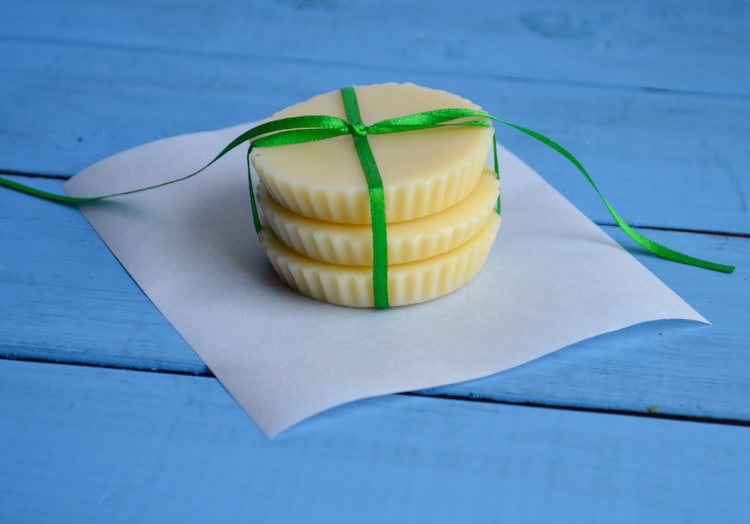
[65,122,706,436]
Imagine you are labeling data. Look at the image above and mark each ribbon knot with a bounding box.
[350,122,369,137]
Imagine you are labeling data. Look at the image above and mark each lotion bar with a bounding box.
[261,214,501,308]
[251,83,494,224]
[258,170,500,266]
[252,82,502,308]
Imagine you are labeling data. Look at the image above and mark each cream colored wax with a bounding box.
[258,170,500,266]
[260,214,501,308]
[252,82,502,307]
[251,83,494,224]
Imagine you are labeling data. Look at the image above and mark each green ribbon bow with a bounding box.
[0,86,735,309]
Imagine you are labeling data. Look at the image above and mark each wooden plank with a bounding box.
[0,178,204,373]
[3,0,749,96]
[1,358,748,524]
[2,3,747,521]
[1,39,748,233]
[2,176,748,421]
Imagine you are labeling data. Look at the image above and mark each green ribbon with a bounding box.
[0,86,735,308]
[340,87,389,308]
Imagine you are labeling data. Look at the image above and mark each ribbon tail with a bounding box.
[0,175,96,204]
[0,115,353,207]
[0,137,247,207]
[488,117,735,273]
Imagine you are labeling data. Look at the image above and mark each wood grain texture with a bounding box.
[1,1,748,519]
[4,0,749,95]
[1,37,748,233]
[1,358,748,524]
[0,180,201,372]
[2,176,747,422]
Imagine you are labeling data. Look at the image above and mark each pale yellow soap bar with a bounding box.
[258,170,500,266]
[251,83,494,224]
[260,213,501,308]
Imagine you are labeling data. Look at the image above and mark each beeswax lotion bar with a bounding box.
[251,83,501,307]
[258,170,500,266]
[260,214,501,308]
[252,83,494,224]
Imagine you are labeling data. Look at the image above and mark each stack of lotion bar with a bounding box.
[251,83,501,307]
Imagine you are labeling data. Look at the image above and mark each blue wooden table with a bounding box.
[1,1,748,522]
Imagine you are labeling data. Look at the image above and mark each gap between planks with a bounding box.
[0,169,70,180]
[3,33,750,101]
[2,354,748,429]
[403,391,750,429]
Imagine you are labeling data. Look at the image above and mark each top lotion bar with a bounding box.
[250,83,494,224]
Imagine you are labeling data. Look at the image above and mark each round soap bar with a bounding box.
[251,82,494,224]
[258,170,500,266]
[260,214,501,308]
